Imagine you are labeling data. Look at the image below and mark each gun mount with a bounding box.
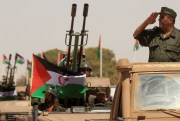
[0,53,22,101]
[65,3,89,73]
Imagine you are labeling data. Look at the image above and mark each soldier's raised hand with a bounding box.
[145,12,158,25]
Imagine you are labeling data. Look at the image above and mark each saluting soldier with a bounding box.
[133,7,180,62]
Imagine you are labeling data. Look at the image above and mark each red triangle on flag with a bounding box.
[57,53,63,65]
[30,55,51,95]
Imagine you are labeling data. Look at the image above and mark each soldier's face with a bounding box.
[81,68,91,77]
[97,93,105,101]
[159,14,173,29]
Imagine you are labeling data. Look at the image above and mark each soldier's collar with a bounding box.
[159,28,176,39]
[170,27,176,37]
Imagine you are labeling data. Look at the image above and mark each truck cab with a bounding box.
[110,58,180,121]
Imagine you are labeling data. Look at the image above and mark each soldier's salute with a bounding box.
[133,7,180,62]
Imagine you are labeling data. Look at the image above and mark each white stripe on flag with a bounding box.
[47,71,87,86]
[0,90,17,97]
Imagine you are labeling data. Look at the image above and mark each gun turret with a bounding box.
[78,3,89,72]
[10,53,18,86]
[65,3,89,73]
[4,54,11,88]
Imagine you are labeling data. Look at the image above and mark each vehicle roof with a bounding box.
[38,113,110,121]
[0,100,30,112]
[131,62,180,72]
[116,58,180,73]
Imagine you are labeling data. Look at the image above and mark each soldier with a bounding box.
[80,61,92,77]
[94,89,107,107]
[38,85,65,112]
[18,91,26,100]
[133,7,180,62]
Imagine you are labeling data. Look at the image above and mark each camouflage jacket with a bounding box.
[136,27,180,62]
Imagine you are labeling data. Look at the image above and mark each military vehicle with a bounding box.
[0,54,31,121]
[35,3,111,121]
[110,58,180,121]
[0,3,112,121]
[37,77,111,121]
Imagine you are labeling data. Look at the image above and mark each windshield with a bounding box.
[135,74,180,111]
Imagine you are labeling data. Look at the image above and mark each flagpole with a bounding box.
[26,69,30,100]
[133,50,136,62]
[100,36,102,78]
[57,52,60,65]
[26,70,29,85]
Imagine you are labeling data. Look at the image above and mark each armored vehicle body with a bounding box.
[110,58,180,121]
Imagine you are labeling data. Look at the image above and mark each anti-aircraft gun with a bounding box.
[0,54,17,100]
[33,4,111,121]
[56,3,89,109]
[65,3,89,74]
[0,54,30,121]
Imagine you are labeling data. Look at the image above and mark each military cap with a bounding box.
[97,88,106,95]
[97,91,105,95]
[80,61,92,70]
[159,7,177,19]
[43,85,57,97]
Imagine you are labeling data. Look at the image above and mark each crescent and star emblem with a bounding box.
[58,75,63,86]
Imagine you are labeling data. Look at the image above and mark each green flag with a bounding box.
[30,55,87,98]
[97,35,101,61]
[16,53,25,64]
[133,39,139,51]
[2,54,9,64]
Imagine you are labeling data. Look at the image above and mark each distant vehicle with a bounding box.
[0,53,30,120]
[110,58,180,121]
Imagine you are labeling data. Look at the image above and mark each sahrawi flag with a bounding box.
[30,55,87,98]
[2,54,9,64]
[0,89,18,100]
[97,35,101,61]
[16,53,25,64]
[57,52,63,66]
[57,53,66,67]
[133,39,139,51]
[41,52,48,60]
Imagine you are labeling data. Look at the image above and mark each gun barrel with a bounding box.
[66,4,77,69]
[77,4,89,72]
[83,3,89,17]
[71,4,77,17]
[5,54,12,87]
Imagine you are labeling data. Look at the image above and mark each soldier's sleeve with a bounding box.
[135,27,159,47]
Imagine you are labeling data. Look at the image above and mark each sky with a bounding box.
[0,0,180,79]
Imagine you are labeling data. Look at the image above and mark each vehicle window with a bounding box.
[135,74,180,110]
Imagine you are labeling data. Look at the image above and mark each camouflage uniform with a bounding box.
[38,85,66,112]
[135,7,180,62]
[136,27,180,62]
[38,101,65,112]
